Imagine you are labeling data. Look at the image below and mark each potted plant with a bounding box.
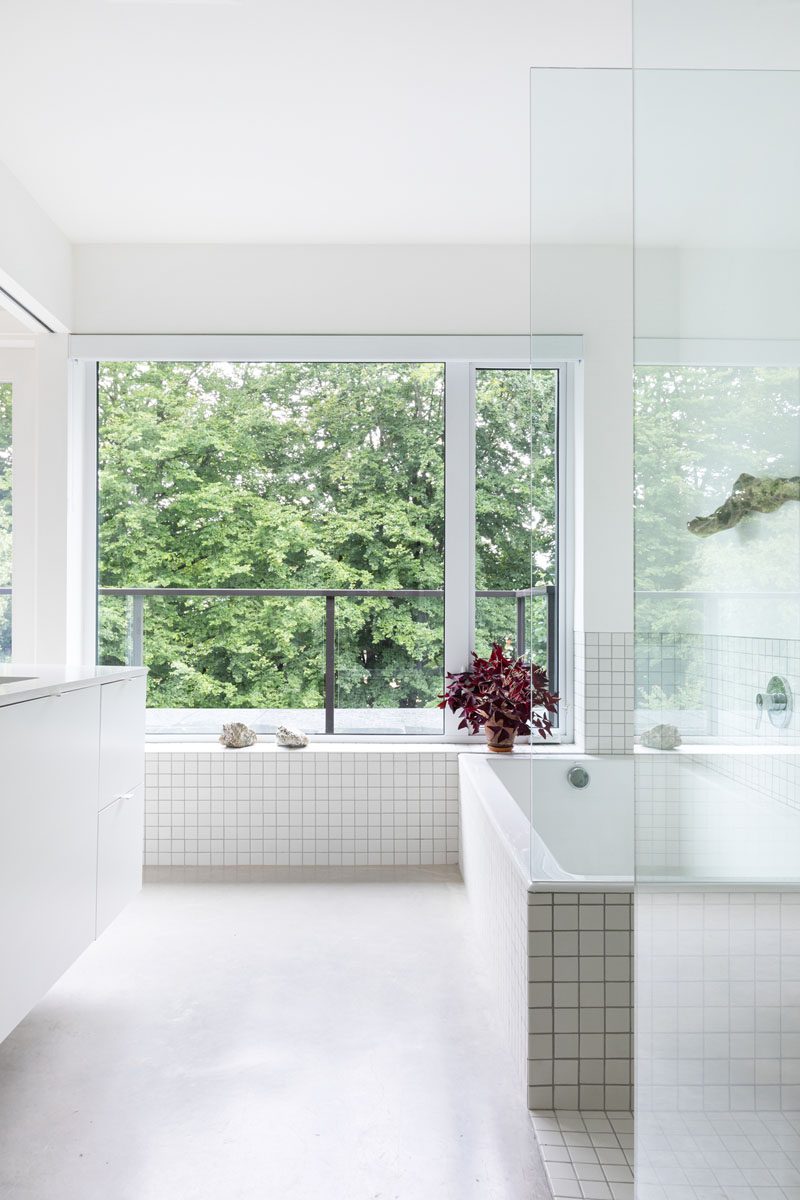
[439,641,559,752]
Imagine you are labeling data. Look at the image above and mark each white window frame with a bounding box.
[69,334,580,743]
[0,340,35,662]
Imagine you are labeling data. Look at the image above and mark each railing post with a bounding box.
[129,594,144,666]
[324,594,335,735]
[546,584,557,691]
[516,594,526,659]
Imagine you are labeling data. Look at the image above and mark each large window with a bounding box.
[98,361,445,734]
[0,381,10,660]
[96,350,564,737]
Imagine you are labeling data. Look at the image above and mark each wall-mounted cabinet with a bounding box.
[0,667,146,1043]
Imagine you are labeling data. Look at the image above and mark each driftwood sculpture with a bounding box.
[688,473,800,537]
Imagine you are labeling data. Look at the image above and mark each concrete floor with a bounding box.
[0,866,550,1200]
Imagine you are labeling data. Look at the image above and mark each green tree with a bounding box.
[474,368,556,665]
[634,364,800,716]
[98,362,444,715]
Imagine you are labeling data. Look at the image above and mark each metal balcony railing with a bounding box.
[1,582,557,731]
[91,584,556,733]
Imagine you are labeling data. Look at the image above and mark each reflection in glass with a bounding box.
[634,67,800,1198]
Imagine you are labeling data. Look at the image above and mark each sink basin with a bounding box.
[0,675,34,685]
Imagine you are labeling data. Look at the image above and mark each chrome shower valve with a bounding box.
[755,676,793,729]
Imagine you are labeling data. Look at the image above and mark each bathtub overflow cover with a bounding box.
[567,765,590,790]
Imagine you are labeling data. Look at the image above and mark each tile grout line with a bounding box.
[531,1110,634,1200]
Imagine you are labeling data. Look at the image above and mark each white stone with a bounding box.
[275,724,309,748]
[639,723,681,750]
[219,722,257,749]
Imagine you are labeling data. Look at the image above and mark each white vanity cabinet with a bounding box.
[96,674,146,935]
[0,667,146,1043]
[99,675,147,810]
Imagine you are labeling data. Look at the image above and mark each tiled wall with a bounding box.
[635,748,800,882]
[635,631,800,883]
[574,632,635,755]
[637,888,800,1115]
[460,765,529,1098]
[144,630,635,870]
[145,749,460,867]
[636,633,800,744]
[528,890,634,1111]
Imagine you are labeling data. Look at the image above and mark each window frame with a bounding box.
[72,335,578,743]
[471,359,572,744]
[0,342,36,663]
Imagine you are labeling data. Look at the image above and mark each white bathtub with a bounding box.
[459,753,634,887]
[458,752,635,1107]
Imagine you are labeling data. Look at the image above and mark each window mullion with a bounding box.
[443,361,474,737]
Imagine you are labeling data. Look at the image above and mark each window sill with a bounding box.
[145,739,576,755]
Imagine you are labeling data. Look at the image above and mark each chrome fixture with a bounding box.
[756,675,792,729]
[567,764,590,789]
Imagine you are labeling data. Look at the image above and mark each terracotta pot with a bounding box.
[485,718,517,753]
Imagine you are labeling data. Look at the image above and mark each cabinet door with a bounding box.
[98,675,146,809]
[0,687,100,1043]
[96,784,144,937]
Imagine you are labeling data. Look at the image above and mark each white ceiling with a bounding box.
[3,1,798,249]
[0,0,631,245]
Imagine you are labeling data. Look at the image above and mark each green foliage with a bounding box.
[98,361,558,719]
[0,382,10,660]
[636,364,800,601]
[634,365,800,714]
[474,368,556,664]
[98,361,445,712]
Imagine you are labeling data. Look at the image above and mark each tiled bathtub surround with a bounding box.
[637,888,800,1116]
[574,633,635,755]
[460,762,530,1096]
[145,748,460,867]
[637,887,800,1198]
[528,892,634,1112]
[459,758,635,1111]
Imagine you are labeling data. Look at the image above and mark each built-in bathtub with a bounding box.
[459,753,634,1111]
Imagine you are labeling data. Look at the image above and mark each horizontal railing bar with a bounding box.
[98,587,443,599]
[638,590,800,600]
[6,585,798,601]
[0,585,553,598]
[94,586,551,599]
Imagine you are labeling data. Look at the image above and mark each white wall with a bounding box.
[73,244,530,336]
[636,247,800,344]
[0,163,71,332]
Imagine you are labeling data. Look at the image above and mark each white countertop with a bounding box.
[0,664,147,708]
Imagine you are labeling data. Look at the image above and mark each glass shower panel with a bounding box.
[530,68,636,1119]
[634,67,800,1196]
